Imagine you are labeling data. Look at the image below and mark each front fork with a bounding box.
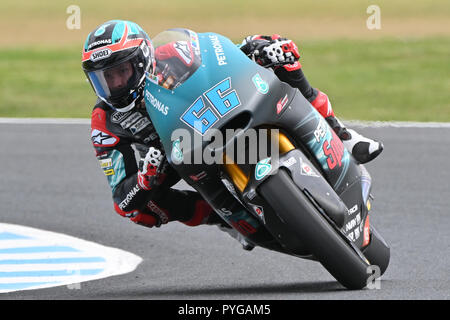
[223,130,295,193]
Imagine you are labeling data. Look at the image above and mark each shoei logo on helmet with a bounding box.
[91,48,112,62]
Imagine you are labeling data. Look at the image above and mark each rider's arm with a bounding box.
[239,34,334,117]
[273,66,318,102]
[91,106,214,228]
[91,107,170,214]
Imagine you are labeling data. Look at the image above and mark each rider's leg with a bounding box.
[311,89,383,164]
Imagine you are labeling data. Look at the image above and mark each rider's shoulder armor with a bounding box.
[90,99,162,156]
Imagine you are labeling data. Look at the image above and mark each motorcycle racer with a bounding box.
[82,21,383,231]
[83,20,219,229]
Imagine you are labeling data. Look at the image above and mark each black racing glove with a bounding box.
[240,34,301,68]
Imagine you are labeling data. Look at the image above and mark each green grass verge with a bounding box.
[1,36,449,121]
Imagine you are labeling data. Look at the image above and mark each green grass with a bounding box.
[300,37,450,121]
[1,37,449,121]
[0,48,89,118]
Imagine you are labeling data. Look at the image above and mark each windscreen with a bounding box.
[150,28,202,90]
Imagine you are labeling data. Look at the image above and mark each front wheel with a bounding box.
[363,226,390,277]
[259,169,372,290]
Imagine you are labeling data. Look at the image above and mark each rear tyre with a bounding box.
[259,169,371,290]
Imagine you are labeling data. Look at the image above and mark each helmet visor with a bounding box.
[87,60,136,103]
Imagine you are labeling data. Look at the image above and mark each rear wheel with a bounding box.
[259,169,372,290]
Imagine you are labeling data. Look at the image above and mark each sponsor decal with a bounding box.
[255,158,272,180]
[88,38,112,50]
[189,171,207,182]
[344,213,362,242]
[143,132,159,144]
[314,117,327,143]
[174,41,193,65]
[140,41,150,58]
[246,189,257,200]
[129,117,151,134]
[99,158,114,176]
[119,112,142,129]
[171,139,184,164]
[354,226,360,241]
[222,179,239,199]
[249,203,265,223]
[145,90,169,115]
[299,157,320,177]
[103,169,115,176]
[91,129,118,146]
[323,132,345,170]
[218,208,233,217]
[188,30,201,55]
[99,158,112,168]
[348,204,359,215]
[208,35,227,66]
[284,61,301,72]
[252,73,269,94]
[146,201,169,224]
[276,94,289,114]
[230,218,257,236]
[363,215,371,247]
[90,48,112,62]
[111,111,132,123]
[283,156,297,168]
[147,73,159,85]
[119,184,141,210]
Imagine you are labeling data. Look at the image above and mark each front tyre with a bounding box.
[259,169,372,290]
[363,226,390,277]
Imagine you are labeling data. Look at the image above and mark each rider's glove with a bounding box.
[240,35,272,64]
[240,34,301,69]
[137,147,169,190]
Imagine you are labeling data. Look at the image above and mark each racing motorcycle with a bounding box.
[144,29,390,289]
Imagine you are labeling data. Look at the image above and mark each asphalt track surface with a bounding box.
[1,121,449,300]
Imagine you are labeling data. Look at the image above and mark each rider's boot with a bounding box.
[208,215,255,251]
[215,223,255,251]
[310,90,383,164]
[325,116,384,164]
